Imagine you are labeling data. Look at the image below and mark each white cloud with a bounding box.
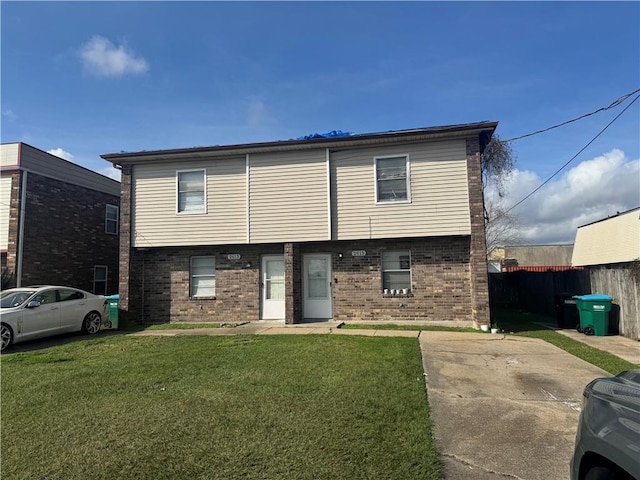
[2,109,17,122]
[47,148,75,162]
[79,36,148,77]
[99,166,121,181]
[485,149,640,245]
[247,100,277,128]
[248,100,267,127]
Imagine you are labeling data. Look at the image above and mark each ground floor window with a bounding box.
[191,256,216,297]
[94,266,108,295]
[381,250,411,291]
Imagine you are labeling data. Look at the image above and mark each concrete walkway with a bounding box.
[420,332,608,480]
[127,322,639,366]
[555,328,639,364]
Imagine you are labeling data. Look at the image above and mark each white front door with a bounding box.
[261,255,285,320]
[303,254,332,319]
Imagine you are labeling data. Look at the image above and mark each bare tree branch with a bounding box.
[481,135,515,197]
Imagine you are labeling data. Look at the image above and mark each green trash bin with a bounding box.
[105,294,120,329]
[573,294,612,336]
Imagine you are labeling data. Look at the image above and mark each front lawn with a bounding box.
[1,335,441,480]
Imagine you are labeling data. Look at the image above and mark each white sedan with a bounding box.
[0,286,107,352]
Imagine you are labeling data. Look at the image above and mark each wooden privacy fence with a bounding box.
[489,266,639,340]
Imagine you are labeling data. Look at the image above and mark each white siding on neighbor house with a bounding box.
[133,158,247,247]
[2,143,121,196]
[249,150,329,243]
[331,139,470,239]
[0,176,13,250]
[0,144,19,167]
[572,210,640,266]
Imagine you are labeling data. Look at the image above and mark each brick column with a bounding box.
[118,164,133,325]
[466,137,490,328]
[284,242,302,324]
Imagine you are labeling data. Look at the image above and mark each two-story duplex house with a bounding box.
[1,143,120,293]
[102,121,496,327]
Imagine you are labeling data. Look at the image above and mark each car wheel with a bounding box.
[1,324,13,352]
[584,326,595,336]
[82,312,102,335]
[584,465,625,480]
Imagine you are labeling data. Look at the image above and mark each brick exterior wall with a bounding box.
[15,172,120,293]
[127,236,473,324]
[465,137,491,327]
[129,244,281,323]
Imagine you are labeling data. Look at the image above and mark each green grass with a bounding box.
[494,309,639,375]
[340,323,478,333]
[1,335,441,480]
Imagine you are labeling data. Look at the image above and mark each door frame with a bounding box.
[303,253,333,320]
[260,254,286,320]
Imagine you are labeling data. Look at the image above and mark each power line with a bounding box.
[498,93,640,218]
[504,87,640,143]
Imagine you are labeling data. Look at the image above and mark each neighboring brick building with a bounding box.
[0,143,120,293]
[102,121,496,327]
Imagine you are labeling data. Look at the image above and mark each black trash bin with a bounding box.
[554,293,579,329]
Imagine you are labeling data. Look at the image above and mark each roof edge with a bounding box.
[576,207,640,229]
[101,121,498,163]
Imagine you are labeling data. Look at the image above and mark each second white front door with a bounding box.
[303,254,332,319]
[261,255,285,320]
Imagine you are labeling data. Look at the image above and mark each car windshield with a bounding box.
[0,290,37,308]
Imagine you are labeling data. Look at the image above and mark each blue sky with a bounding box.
[2,1,639,245]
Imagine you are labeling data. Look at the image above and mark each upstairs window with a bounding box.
[177,170,206,213]
[190,256,216,297]
[375,155,410,203]
[105,204,119,234]
[382,250,412,291]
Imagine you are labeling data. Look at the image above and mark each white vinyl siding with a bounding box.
[572,210,640,266]
[382,250,412,291]
[190,256,215,297]
[132,159,246,247]
[0,144,19,167]
[0,176,12,250]
[249,150,328,243]
[332,139,470,240]
[105,204,119,234]
[177,169,206,214]
[375,155,410,203]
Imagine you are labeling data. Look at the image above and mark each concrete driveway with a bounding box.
[420,332,607,480]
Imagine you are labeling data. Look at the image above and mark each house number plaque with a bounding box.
[351,250,366,257]
[227,254,241,260]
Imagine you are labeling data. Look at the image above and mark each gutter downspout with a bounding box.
[16,170,27,287]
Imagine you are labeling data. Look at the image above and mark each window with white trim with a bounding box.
[381,251,411,291]
[94,266,108,295]
[375,155,410,203]
[105,204,119,234]
[177,170,206,213]
[190,256,215,297]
